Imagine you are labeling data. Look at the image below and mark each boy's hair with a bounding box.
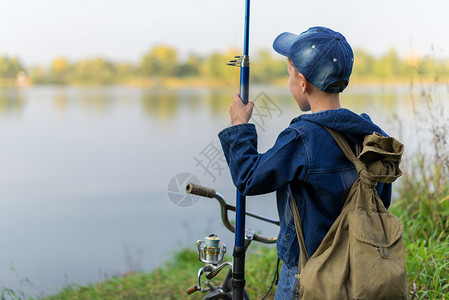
[287,57,300,77]
[273,26,354,93]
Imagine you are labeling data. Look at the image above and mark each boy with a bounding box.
[218,26,391,299]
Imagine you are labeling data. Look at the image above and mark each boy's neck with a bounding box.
[309,92,341,113]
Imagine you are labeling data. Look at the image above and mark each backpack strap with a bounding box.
[290,187,308,273]
[325,128,364,174]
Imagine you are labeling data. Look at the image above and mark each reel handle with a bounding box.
[186,183,216,198]
[186,285,199,295]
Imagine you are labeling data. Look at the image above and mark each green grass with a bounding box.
[41,249,213,300]
[24,228,448,300]
[403,237,449,299]
[389,154,449,299]
[20,246,278,300]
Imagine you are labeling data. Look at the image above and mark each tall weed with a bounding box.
[391,78,449,298]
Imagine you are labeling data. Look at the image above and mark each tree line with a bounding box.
[0,45,448,85]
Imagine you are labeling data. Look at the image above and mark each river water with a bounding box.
[0,83,447,297]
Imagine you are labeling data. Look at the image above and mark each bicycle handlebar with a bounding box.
[185,183,216,198]
[186,182,278,244]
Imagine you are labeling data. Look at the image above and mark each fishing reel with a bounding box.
[197,234,226,265]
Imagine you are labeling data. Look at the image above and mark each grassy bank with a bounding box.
[29,245,278,300]
[28,226,449,299]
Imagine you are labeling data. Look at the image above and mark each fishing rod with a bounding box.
[227,0,250,299]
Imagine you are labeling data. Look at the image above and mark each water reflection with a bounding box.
[141,88,180,120]
[77,88,113,112]
[49,86,142,114]
[0,84,447,121]
[344,92,396,112]
[206,88,234,116]
[53,88,70,112]
[0,88,25,116]
[140,87,237,120]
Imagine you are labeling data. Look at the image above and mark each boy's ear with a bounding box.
[298,73,309,93]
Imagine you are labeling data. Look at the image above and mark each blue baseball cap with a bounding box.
[273,26,354,93]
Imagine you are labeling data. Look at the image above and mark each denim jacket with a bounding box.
[218,108,391,268]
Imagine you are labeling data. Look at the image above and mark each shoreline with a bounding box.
[1,76,448,89]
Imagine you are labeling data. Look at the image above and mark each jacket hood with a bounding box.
[290,108,386,144]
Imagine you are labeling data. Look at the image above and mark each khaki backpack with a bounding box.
[291,129,409,300]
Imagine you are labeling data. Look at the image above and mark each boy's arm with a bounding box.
[218,124,308,196]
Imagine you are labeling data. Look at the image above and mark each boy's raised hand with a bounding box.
[230,94,254,126]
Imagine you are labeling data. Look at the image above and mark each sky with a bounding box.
[1,0,449,66]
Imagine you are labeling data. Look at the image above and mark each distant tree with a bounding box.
[202,49,240,83]
[251,49,286,83]
[28,66,47,84]
[0,57,11,78]
[116,62,138,81]
[177,53,202,77]
[5,47,449,86]
[203,52,225,79]
[415,53,449,82]
[73,58,116,84]
[0,56,25,78]
[49,57,71,83]
[372,48,401,79]
[140,45,178,77]
[352,49,376,79]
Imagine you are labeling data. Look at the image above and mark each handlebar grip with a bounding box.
[186,285,199,295]
[186,182,216,198]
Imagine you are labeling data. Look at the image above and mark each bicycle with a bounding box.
[184,182,280,300]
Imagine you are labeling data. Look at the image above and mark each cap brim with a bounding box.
[273,32,299,57]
